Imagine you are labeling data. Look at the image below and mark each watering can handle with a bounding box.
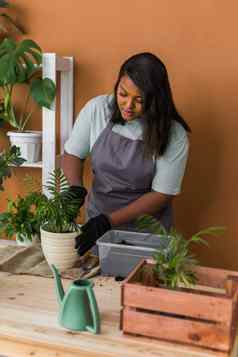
[86,285,100,334]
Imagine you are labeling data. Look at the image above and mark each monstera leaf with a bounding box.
[30,78,56,109]
[0,38,42,85]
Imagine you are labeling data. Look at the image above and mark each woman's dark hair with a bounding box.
[110,52,191,158]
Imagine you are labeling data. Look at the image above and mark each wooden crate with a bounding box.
[121,259,238,353]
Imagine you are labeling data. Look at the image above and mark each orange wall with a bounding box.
[1,0,238,269]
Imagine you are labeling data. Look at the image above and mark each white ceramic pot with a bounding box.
[7,130,42,163]
[40,227,80,272]
[16,233,39,247]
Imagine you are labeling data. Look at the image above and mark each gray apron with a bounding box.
[86,120,173,232]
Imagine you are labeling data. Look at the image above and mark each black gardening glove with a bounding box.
[68,185,87,208]
[75,214,111,256]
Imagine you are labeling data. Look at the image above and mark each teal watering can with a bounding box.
[51,264,101,334]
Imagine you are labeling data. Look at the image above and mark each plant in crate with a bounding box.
[0,37,56,163]
[120,216,238,352]
[136,215,225,288]
[37,168,84,271]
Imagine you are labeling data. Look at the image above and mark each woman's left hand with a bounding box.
[75,214,111,255]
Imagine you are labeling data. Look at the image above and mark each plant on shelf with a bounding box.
[0,190,42,245]
[38,168,84,271]
[0,145,25,190]
[0,37,56,163]
[136,215,225,288]
[0,37,56,130]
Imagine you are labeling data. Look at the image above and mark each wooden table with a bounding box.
[0,243,238,357]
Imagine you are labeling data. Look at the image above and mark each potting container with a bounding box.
[40,227,80,272]
[7,130,42,163]
[121,258,238,353]
[97,230,170,277]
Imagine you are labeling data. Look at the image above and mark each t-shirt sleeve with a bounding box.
[64,102,92,159]
[152,124,189,195]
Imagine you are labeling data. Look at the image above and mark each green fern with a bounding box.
[37,168,83,233]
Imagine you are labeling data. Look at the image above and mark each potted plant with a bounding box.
[0,145,25,190]
[0,37,56,163]
[135,215,225,288]
[0,190,42,245]
[37,168,83,272]
[120,216,238,353]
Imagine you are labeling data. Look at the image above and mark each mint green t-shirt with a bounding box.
[64,95,189,195]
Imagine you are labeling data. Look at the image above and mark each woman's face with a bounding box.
[116,75,144,122]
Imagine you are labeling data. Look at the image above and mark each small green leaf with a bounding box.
[189,235,209,246]
[194,226,226,237]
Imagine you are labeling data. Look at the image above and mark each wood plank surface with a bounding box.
[0,272,238,357]
[1,238,238,357]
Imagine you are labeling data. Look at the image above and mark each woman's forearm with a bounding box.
[61,152,85,186]
[109,191,173,226]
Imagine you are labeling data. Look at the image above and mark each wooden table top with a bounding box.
[0,241,238,357]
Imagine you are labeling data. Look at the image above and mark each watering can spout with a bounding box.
[51,264,65,304]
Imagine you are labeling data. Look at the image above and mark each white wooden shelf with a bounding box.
[18,161,42,168]
[16,154,62,170]
[9,54,74,196]
[42,53,74,195]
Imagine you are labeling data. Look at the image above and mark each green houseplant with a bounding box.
[38,168,83,271]
[0,144,25,243]
[136,215,225,288]
[0,191,42,245]
[0,145,25,190]
[0,37,56,163]
[121,218,237,352]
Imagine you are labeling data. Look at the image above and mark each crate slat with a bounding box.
[123,307,231,351]
[194,266,238,289]
[123,283,232,323]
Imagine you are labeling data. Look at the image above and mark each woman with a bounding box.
[62,52,191,255]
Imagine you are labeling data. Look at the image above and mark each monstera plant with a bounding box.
[0,37,56,130]
[0,37,56,163]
